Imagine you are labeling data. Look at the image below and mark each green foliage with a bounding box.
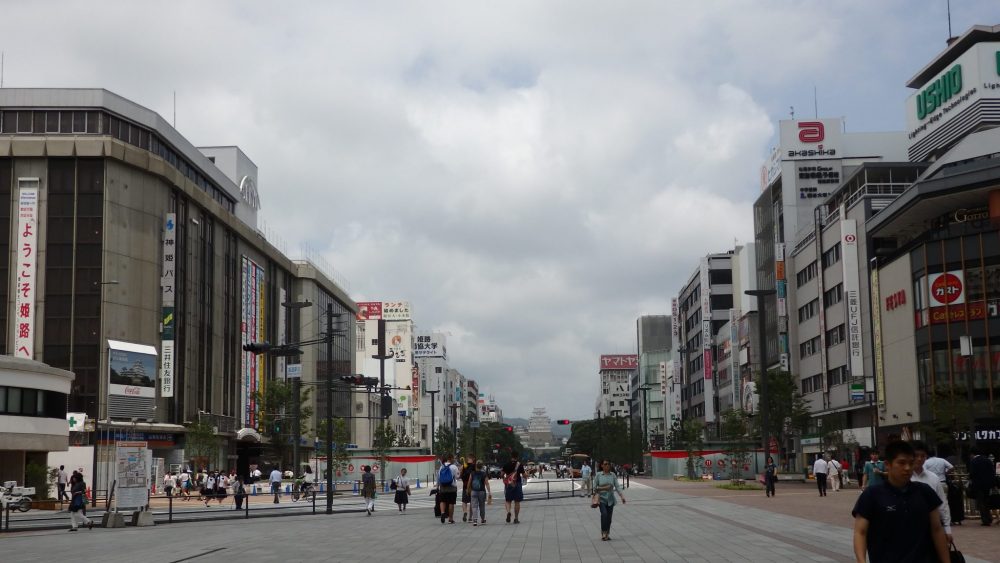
[715,482,763,491]
[25,463,50,500]
[753,370,811,462]
[567,416,631,465]
[434,424,457,458]
[185,419,218,469]
[317,418,352,477]
[719,409,753,481]
[253,379,314,467]
[372,422,397,481]
[668,419,705,480]
[921,384,974,457]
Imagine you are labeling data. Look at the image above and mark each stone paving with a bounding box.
[1,479,993,562]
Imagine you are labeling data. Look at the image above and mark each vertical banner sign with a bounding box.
[730,309,740,407]
[840,220,865,378]
[13,180,39,359]
[700,258,714,422]
[671,298,681,408]
[871,266,885,407]
[241,256,266,428]
[277,288,287,380]
[775,242,788,357]
[160,213,176,398]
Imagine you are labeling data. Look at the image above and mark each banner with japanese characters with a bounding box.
[160,213,176,397]
[13,180,39,359]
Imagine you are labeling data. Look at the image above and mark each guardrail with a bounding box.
[1,477,592,533]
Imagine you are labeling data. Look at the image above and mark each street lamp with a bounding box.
[638,384,652,452]
[281,300,312,475]
[745,288,776,468]
[426,389,441,455]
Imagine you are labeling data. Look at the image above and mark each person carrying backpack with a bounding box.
[466,460,492,526]
[437,453,460,524]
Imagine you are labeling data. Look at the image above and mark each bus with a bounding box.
[568,453,592,478]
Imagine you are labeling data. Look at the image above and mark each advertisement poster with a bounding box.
[108,340,158,399]
[115,441,151,511]
[13,181,39,359]
[241,256,266,428]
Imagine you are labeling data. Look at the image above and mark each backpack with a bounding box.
[503,463,520,487]
[439,463,454,485]
[471,472,484,492]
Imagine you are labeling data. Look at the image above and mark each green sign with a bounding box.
[916,64,962,120]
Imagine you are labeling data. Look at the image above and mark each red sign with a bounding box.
[885,290,906,311]
[704,459,712,467]
[348,464,355,473]
[599,355,638,370]
[798,121,825,143]
[930,273,963,306]
[356,302,382,320]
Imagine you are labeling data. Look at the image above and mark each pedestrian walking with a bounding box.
[581,461,592,495]
[232,475,246,510]
[813,454,828,496]
[163,471,174,498]
[270,466,283,504]
[179,468,192,500]
[466,460,491,526]
[67,473,94,531]
[203,472,216,506]
[393,467,411,512]
[437,454,460,523]
[910,440,952,543]
[922,453,953,484]
[968,447,997,526]
[852,440,949,563]
[502,452,525,524]
[594,459,626,541]
[362,465,377,516]
[56,465,69,504]
[460,455,475,522]
[827,455,842,492]
[862,451,886,490]
[764,456,777,497]
[214,472,228,505]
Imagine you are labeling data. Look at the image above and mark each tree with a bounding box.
[567,417,632,465]
[754,370,811,468]
[920,384,975,461]
[719,410,753,481]
[434,423,457,459]
[317,418,352,479]
[668,418,704,480]
[372,421,397,483]
[185,419,218,470]
[253,379,313,467]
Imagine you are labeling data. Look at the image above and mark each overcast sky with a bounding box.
[3,1,996,420]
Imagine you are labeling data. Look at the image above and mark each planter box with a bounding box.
[29,499,61,511]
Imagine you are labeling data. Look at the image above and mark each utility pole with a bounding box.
[449,403,460,457]
[325,302,334,515]
[746,289,776,467]
[427,389,440,455]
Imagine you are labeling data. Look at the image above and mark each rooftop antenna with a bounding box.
[813,85,818,118]
[790,106,795,119]
[173,91,176,128]
[946,0,953,40]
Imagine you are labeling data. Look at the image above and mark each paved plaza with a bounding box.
[2,479,995,563]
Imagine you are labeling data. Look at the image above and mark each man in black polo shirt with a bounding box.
[852,441,950,563]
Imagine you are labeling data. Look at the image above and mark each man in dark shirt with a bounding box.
[502,452,526,524]
[460,455,476,523]
[852,441,949,563]
[968,447,997,526]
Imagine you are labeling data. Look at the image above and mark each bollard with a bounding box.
[245,489,250,519]
[546,481,550,500]
[353,480,359,495]
[168,494,173,523]
[571,477,575,497]
[415,478,420,489]
[312,490,316,514]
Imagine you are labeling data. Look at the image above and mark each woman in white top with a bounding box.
[827,457,841,492]
[393,468,411,512]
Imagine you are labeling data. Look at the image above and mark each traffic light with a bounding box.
[556,419,572,425]
[504,426,513,432]
[340,375,366,385]
[242,342,272,354]
[380,394,393,418]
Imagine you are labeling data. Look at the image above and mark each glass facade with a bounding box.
[909,222,1000,411]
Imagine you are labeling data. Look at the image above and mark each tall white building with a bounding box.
[596,355,637,418]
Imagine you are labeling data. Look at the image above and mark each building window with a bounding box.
[827,365,848,387]
[796,261,818,287]
[821,243,842,269]
[826,324,846,347]
[801,374,823,394]
[800,336,821,358]
[823,284,843,307]
[797,299,819,323]
[435,367,442,373]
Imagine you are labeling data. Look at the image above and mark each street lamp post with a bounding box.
[638,384,652,452]
[427,389,440,455]
[281,299,313,475]
[745,289,776,467]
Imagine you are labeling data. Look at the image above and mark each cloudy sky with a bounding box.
[3,1,995,419]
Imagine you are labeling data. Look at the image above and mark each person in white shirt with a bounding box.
[922,455,954,483]
[827,456,842,492]
[57,465,69,503]
[163,472,175,498]
[813,455,829,497]
[179,470,192,500]
[270,467,283,504]
[203,473,216,506]
[911,441,952,543]
[581,463,593,495]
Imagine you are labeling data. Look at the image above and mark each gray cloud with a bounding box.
[4,0,994,419]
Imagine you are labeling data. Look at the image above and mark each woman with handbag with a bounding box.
[67,473,94,531]
[593,459,625,541]
[393,468,411,512]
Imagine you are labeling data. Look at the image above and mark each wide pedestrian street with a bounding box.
[2,478,994,563]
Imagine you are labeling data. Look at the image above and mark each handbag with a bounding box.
[390,478,398,491]
[590,493,600,509]
[948,541,965,563]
